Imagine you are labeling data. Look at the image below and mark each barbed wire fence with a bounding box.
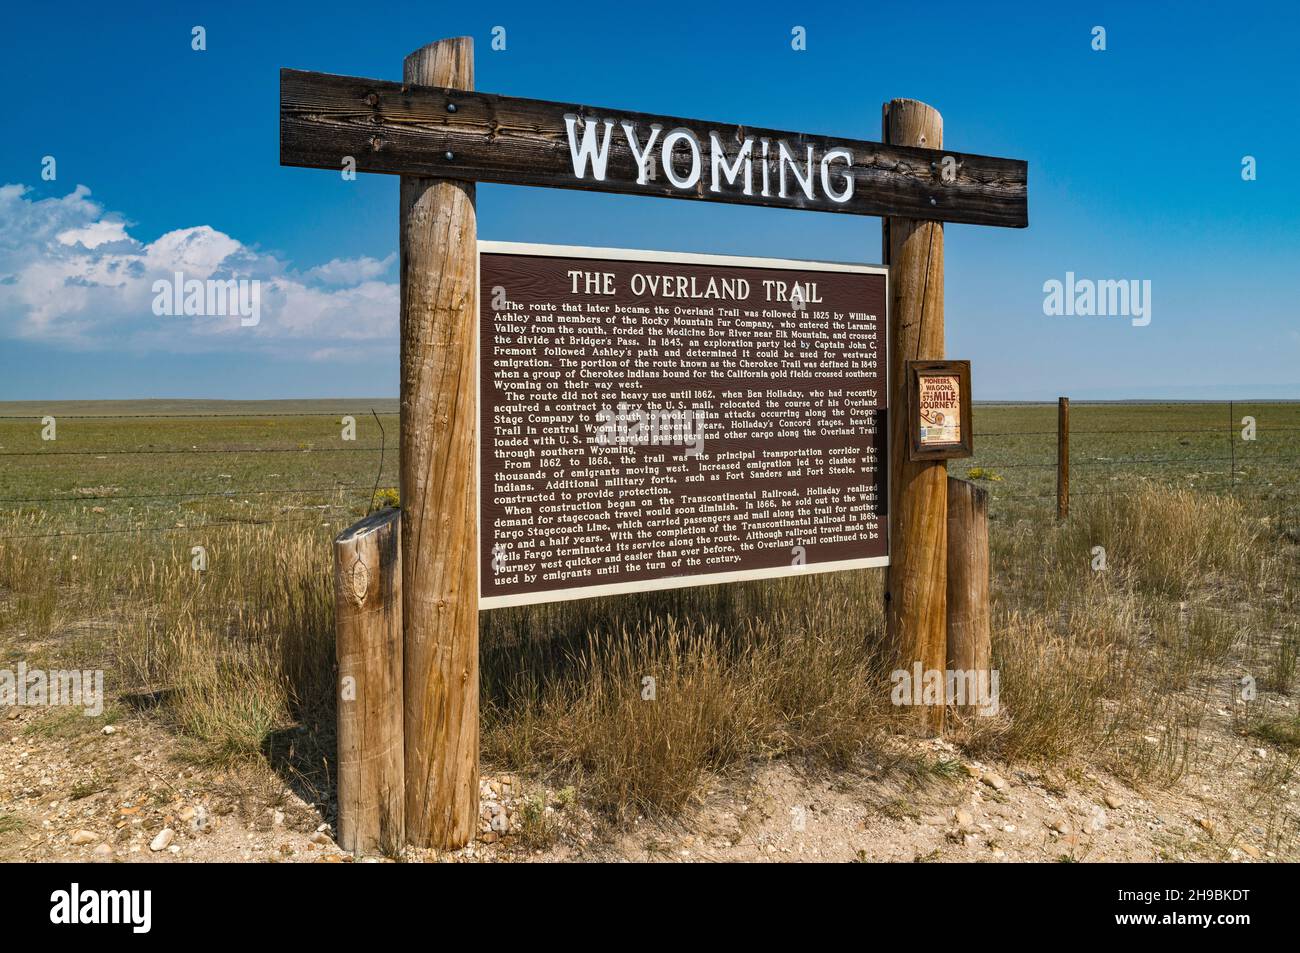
[0,409,398,542]
[0,401,1296,542]
[966,401,1300,507]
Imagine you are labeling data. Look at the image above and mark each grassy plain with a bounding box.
[0,399,1297,832]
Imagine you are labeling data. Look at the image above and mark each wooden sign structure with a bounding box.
[286,35,1028,851]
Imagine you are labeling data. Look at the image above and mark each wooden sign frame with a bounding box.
[906,359,972,461]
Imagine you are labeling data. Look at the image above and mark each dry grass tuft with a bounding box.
[1,520,336,771]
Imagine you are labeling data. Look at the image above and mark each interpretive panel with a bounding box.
[478,243,889,608]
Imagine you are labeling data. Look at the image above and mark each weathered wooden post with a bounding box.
[946,477,991,714]
[399,36,480,849]
[1228,400,1236,487]
[882,99,947,735]
[333,507,404,856]
[1057,396,1069,520]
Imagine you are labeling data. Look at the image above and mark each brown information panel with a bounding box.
[478,243,889,609]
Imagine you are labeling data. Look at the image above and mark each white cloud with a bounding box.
[304,254,395,286]
[57,220,130,249]
[0,184,398,355]
[143,226,248,279]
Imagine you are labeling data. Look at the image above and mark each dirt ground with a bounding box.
[3,691,1293,864]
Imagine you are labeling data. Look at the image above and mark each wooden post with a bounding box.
[946,477,991,714]
[882,99,947,735]
[334,508,404,856]
[1228,400,1235,487]
[400,36,479,849]
[1057,397,1069,520]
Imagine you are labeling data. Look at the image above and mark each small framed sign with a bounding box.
[907,360,973,461]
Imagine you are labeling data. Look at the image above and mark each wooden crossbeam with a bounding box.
[280,68,1028,228]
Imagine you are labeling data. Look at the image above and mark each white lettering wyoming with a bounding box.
[564,115,854,205]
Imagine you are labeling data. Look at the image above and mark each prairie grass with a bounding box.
[1,402,1296,822]
[1058,483,1270,597]
[958,484,1283,784]
[481,576,894,816]
[0,519,337,774]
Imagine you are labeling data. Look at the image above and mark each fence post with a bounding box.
[333,507,404,856]
[946,477,991,715]
[882,99,947,735]
[1057,396,1069,520]
[1229,400,1236,487]
[399,36,480,849]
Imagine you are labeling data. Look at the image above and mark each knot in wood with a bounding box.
[347,555,371,606]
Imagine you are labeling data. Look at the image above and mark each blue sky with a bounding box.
[0,0,1296,401]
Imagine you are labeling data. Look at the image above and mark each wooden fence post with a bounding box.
[400,36,480,849]
[334,507,404,856]
[1057,396,1069,520]
[946,477,991,715]
[883,99,947,735]
[1228,400,1236,487]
